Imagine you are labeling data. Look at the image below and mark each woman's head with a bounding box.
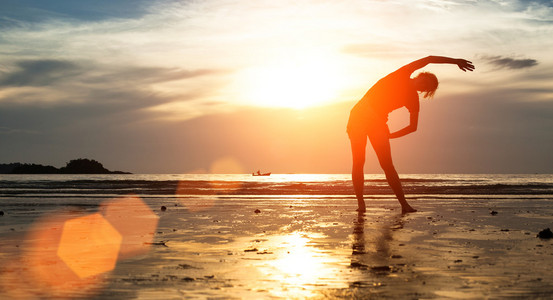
[413,72,438,98]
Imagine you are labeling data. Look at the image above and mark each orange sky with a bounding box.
[0,0,552,173]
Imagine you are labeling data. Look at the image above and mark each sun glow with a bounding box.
[236,52,347,109]
[261,231,349,298]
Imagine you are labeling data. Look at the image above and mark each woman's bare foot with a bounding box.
[401,205,417,214]
[357,200,366,213]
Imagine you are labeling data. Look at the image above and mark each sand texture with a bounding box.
[1,193,553,299]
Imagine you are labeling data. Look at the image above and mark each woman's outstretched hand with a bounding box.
[456,59,475,72]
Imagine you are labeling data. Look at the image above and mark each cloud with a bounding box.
[0,59,220,113]
[0,59,83,87]
[511,0,553,11]
[0,58,224,131]
[483,56,538,69]
[82,66,219,86]
[0,0,158,28]
[0,58,218,88]
[341,43,417,58]
[0,126,38,135]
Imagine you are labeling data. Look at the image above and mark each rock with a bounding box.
[254,209,261,214]
[490,210,498,215]
[161,206,167,211]
[0,211,4,216]
[370,266,392,273]
[181,277,195,282]
[146,241,168,247]
[350,262,368,269]
[244,248,258,252]
[537,228,553,239]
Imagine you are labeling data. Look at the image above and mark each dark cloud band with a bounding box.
[484,56,538,69]
[0,59,82,87]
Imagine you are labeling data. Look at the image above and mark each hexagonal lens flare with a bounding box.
[6,212,108,298]
[57,213,122,279]
[1,195,160,298]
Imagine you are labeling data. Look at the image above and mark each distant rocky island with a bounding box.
[0,158,131,174]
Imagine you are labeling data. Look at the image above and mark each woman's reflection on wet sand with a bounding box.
[350,212,404,276]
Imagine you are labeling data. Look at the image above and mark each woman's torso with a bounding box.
[348,69,419,131]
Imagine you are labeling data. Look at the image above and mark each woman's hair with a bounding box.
[414,72,439,98]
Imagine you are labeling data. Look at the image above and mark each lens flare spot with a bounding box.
[210,157,245,174]
[209,157,244,194]
[100,195,159,259]
[57,213,122,279]
[4,213,106,298]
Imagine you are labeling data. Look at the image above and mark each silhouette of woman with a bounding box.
[347,56,474,213]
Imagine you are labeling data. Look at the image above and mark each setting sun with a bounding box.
[235,52,347,109]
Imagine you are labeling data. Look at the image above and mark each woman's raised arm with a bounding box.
[401,56,475,74]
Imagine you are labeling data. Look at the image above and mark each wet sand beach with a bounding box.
[1,175,553,299]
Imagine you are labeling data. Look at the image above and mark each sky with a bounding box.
[0,0,552,174]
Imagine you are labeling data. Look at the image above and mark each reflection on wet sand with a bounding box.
[261,231,350,298]
[224,210,412,298]
[350,212,406,282]
[4,193,553,299]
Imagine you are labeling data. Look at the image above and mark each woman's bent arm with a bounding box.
[389,111,419,139]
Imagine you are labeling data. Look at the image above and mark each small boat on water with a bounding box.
[252,170,271,176]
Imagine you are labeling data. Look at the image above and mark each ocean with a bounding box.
[1,173,552,199]
[2,173,553,195]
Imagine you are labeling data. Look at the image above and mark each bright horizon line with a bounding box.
[13,173,546,175]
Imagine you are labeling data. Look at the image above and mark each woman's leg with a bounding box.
[349,132,367,212]
[368,131,417,214]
